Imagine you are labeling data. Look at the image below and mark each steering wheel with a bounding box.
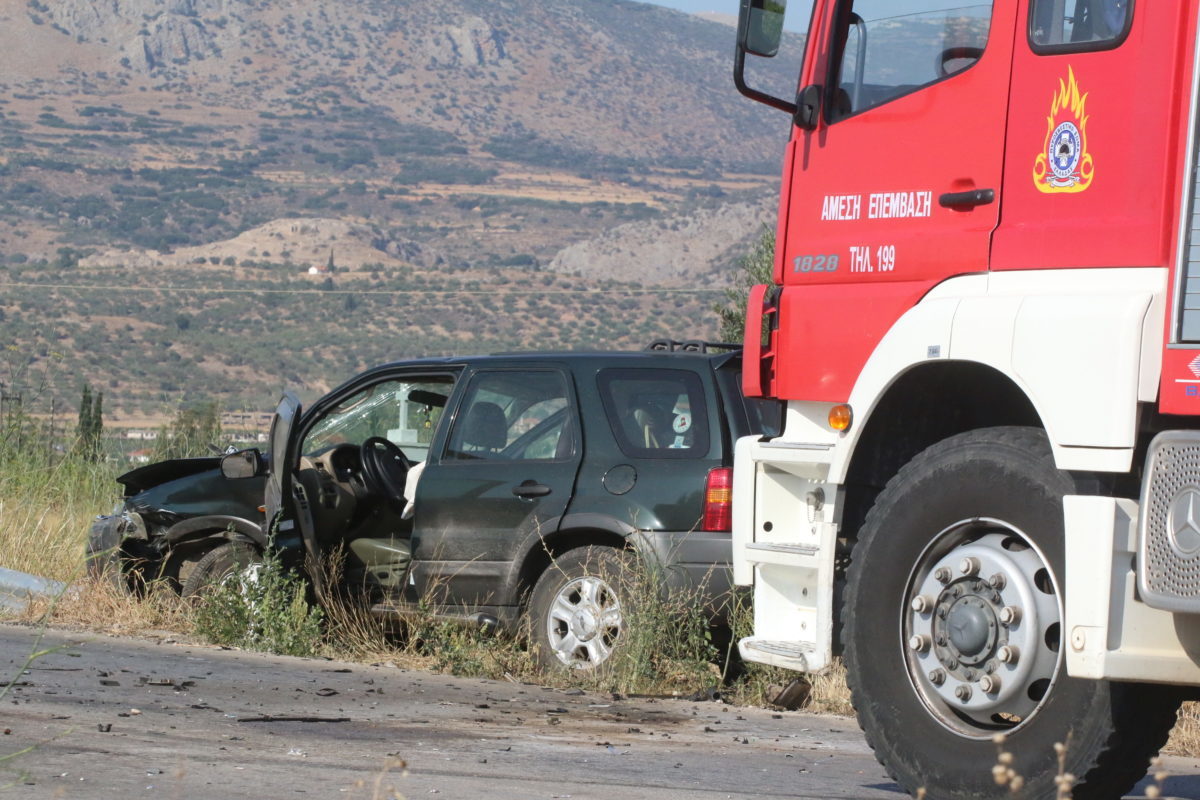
[359,437,412,514]
[936,46,984,78]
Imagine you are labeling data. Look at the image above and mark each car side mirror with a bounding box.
[221,448,262,480]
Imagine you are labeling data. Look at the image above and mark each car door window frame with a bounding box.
[440,367,578,465]
[293,369,462,463]
[824,0,996,125]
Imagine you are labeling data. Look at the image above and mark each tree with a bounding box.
[153,401,222,460]
[76,383,104,461]
[714,226,775,344]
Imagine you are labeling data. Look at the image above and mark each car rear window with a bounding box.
[598,368,710,459]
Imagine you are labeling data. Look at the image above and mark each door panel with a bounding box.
[994,1,1181,273]
[413,368,581,608]
[772,0,1016,401]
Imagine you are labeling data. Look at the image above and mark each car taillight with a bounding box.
[702,467,733,532]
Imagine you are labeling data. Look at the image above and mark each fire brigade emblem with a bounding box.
[1033,67,1094,193]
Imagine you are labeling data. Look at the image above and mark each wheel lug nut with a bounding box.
[954,684,972,702]
[945,657,959,670]
[936,605,948,619]
[928,669,946,686]
[935,634,948,647]
[909,634,931,653]
[988,573,1007,590]
[980,674,1002,694]
[963,668,977,681]
[959,557,981,576]
[997,645,1020,664]
[999,606,1022,627]
[911,595,934,614]
[934,567,952,584]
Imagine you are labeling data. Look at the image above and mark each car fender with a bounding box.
[501,512,638,604]
[163,515,266,549]
[557,512,638,540]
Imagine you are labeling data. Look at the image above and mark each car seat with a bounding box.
[459,401,506,456]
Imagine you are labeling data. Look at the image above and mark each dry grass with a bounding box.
[5,457,1200,762]
[1167,702,1200,755]
[16,579,192,638]
[0,457,118,583]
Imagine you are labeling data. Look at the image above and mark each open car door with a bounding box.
[264,391,325,597]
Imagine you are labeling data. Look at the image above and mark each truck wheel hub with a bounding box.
[904,522,1063,739]
[942,595,995,660]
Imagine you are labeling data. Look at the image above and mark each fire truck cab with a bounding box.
[733,0,1200,796]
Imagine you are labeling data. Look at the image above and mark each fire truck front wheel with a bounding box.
[843,426,1180,799]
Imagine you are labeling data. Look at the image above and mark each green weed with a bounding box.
[191,546,324,658]
[595,550,721,695]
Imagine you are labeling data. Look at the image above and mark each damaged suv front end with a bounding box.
[87,455,282,592]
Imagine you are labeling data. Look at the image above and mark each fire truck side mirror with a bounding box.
[734,0,798,115]
[740,0,786,58]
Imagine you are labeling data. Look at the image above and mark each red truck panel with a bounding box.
[768,0,1017,401]
[992,4,1190,274]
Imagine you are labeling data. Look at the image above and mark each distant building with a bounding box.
[307,247,336,275]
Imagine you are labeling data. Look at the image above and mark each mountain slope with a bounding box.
[0,0,794,420]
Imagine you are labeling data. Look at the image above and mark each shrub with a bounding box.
[192,546,324,658]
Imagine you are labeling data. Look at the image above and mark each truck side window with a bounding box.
[827,0,993,123]
[1029,0,1131,51]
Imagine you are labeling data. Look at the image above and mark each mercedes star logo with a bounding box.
[1168,486,1200,556]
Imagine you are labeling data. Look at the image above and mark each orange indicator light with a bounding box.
[828,404,853,432]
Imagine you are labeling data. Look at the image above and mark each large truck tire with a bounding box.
[843,427,1180,799]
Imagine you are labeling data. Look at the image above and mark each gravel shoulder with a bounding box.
[2,623,1197,799]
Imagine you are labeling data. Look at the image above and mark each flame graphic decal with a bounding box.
[1032,66,1094,193]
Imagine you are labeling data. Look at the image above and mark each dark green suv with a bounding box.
[91,341,777,669]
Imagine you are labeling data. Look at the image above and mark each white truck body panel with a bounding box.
[734,268,1189,680]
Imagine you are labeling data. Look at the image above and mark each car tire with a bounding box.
[843,427,1180,799]
[528,546,633,671]
[181,542,261,598]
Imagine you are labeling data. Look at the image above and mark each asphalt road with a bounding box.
[2,623,1199,800]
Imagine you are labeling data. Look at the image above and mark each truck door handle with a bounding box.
[938,188,995,209]
[512,481,552,498]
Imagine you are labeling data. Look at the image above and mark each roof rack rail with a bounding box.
[644,339,742,354]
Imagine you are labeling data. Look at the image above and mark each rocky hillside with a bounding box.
[0,0,796,420]
[549,196,774,285]
[8,0,790,168]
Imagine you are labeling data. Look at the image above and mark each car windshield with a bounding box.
[303,377,455,462]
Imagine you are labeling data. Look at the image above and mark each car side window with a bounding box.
[302,376,454,462]
[598,368,710,459]
[444,371,573,462]
[1029,0,1131,51]
[827,0,993,123]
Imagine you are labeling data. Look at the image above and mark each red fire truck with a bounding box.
[732,0,1200,797]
